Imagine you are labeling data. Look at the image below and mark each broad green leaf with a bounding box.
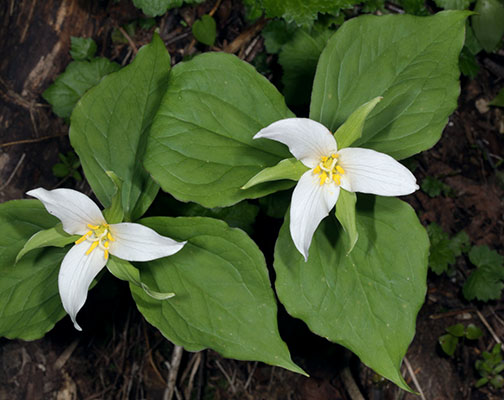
[70,34,169,220]
[70,37,97,61]
[162,199,260,235]
[16,224,77,263]
[0,200,67,340]
[102,171,125,224]
[132,0,204,16]
[242,158,308,190]
[334,96,382,149]
[42,58,120,119]
[192,15,217,46]
[278,27,333,106]
[434,0,472,9]
[472,0,504,52]
[261,0,357,27]
[145,52,295,208]
[131,217,304,374]
[310,11,470,160]
[274,196,429,390]
[334,190,358,254]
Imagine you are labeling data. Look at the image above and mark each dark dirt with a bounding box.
[1,1,504,399]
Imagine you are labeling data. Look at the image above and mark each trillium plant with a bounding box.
[0,11,470,391]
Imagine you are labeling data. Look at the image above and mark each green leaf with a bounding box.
[192,15,217,46]
[262,20,298,54]
[439,333,459,356]
[475,377,489,387]
[310,11,470,160]
[52,163,70,177]
[0,200,67,340]
[242,158,308,190]
[490,88,504,107]
[434,0,472,9]
[70,34,169,220]
[465,323,483,339]
[42,58,120,119]
[421,176,453,197]
[427,223,456,274]
[446,323,465,337]
[70,36,97,61]
[463,246,504,301]
[107,256,174,300]
[131,216,305,374]
[463,266,504,301]
[174,201,260,235]
[334,190,358,254]
[274,196,429,390]
[278,27,333,107]
[261,0,357,27]
[334,96,383,149]
[469,245,504,268]
[396,0,429,14]
[144,52,295,208]
[426,224,468,275]
[102,171,125,224]
[132,0,204,16]
[472,0,504,52]
[16,224,77,263]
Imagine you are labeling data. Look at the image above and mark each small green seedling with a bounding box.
[52,151,82,182]
[427,223,469,275]
[439,323,483,357]
[475,344,504,389]
[421,176,454,197]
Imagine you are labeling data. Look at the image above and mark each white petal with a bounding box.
[27,188,105,235]
[108,223,186,262]
[58,242,107,331]
[337,148,419,196]
[290,170,340,261]
[254,118,337,168]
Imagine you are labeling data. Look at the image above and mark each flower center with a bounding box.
[312,154,345,186]
[75,223,115,260]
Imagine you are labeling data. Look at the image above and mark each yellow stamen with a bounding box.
[86,241,99,255]
[319,172,328,185]
[331,154,338,158]
[104,250,109,260]
[313,165,321,174]
[107,232,115,241]
[336,165,345,174]
[333,174,341,185]
[321,156,328,162]
[75,231,92,245]
[87,224,100,230]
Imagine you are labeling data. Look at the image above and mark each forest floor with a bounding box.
[1,1,503,399]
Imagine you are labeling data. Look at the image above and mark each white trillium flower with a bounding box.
[27,188,186,331]
[254,118,419,261]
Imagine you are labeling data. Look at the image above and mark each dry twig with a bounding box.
[341,367,365,400]
[163,345,184,400]
[0,153,26,192]
[403,357,426,400]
